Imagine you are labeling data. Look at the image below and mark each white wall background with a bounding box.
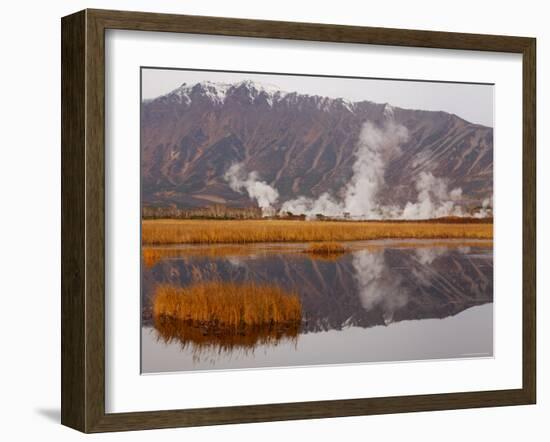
[0,0,546,440]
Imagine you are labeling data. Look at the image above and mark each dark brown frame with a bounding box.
[61,8,536,433]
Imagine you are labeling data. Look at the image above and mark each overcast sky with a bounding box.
[142,67,494,127]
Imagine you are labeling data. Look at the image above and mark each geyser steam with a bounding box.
[279,117,470,220]
[344,120,408,217]
[280,118,409,219]
[224,112,489,220]
[224,163,279,216]
[401,171,464,219]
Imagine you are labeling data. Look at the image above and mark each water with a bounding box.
[141,240,493,373]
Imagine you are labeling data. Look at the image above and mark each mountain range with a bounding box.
[141,80,493,210]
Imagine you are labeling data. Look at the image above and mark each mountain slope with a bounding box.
[141,80,493,210]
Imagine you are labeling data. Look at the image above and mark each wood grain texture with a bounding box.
[522,38,537,403]
[61,10,86,432]
[89,8,532,52]
[85,9,107,433]
[61,8,537,433]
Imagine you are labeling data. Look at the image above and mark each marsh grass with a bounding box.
[305,242,347,254]
[302,242,348,261]
[153,282,302,329]
[152,282,302,358]
[142,219,493,245]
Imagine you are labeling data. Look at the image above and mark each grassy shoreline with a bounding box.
[142,219,493,245]
[142,239,493,267]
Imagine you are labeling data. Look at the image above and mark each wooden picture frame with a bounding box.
[61,8,536,433]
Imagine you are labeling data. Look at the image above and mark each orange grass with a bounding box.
[153,282,302,328]
[303,242,348,261]
[305,242,347,254]
[142,219,493,245]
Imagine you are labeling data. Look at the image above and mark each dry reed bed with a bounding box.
[142,219,493,245]
[305,242,347,254]
[303,242,348,261]
[153,282,302,329]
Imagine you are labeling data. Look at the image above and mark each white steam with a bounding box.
[473,197,493,218]
[224,163,279,216]
[280,120,408,219]
[414,247,447,266]
[344,120,408,217]
[279,118,476,220]
[400,171,464,220]
[279,193,343,219]
[224,114,491,220]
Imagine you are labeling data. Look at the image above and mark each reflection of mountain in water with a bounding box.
[142,246,493,333]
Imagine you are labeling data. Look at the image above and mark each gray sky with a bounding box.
[142,68,494,127]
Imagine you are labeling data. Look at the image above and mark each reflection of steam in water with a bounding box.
[153,316,299,364]
[352,250,408,324]
[457,246,472,255]
[414,247,448,265]
[226,256,244,267]
[351,246,478,325]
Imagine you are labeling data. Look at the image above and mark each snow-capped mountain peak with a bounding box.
[159,80,288,106]
[173,81,232,104]
[153,79,363,112]
[232,79,285,95]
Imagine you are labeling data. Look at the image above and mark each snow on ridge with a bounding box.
[234,79,285,96]
[154,79,359,112]
[160,79,288,106]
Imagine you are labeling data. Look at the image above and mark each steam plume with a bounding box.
[400,172,463,220]
[280,118,476,220]
[280,119,409,219]
[474,197,493,218]
[224,163,279,216]
[344,120,408,218]
[224,112,491,220]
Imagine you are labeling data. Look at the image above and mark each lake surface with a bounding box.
[141,240,493,373]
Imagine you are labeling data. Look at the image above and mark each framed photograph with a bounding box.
[61,9,536,433]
